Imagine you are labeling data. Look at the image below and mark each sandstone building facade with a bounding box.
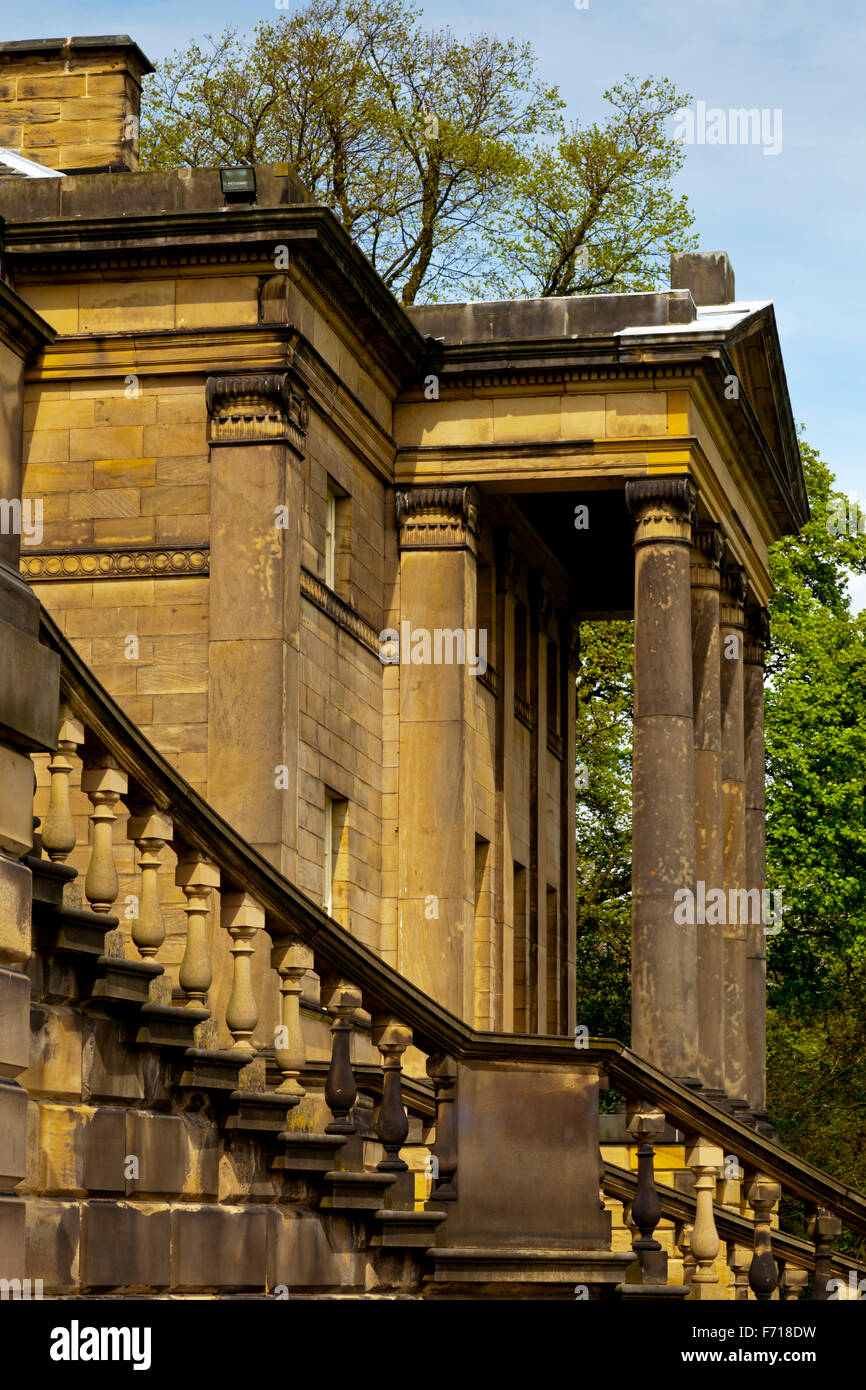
[0,35,862,1299]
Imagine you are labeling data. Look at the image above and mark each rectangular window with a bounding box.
[323,792,349,923]
[325,478,351,598]
[325,490,336,590]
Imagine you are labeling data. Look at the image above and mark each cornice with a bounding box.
[4,204,428,378]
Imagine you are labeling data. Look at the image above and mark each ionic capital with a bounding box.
[395,485,480,553]
[625,476,696,547]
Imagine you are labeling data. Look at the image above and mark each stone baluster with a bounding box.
[221,891,263,1055]
[41,704,84,863]
[780,1264,809,1300]
[271,940,313,1098]
[627,1102,667,1283]
[176,850,220,1007]
[372,1016,412,1173]
[81,755,128,913]
[728,1242,752,1300]
[127,807,172,959]
[685,1138,724,1296]
[426,1053,458,1202]
[321,978,361,1135]
[675,1221,696,1286]
[808,1207,841,1300]
[747,1173,781,1300]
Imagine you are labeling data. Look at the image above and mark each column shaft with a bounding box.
[626,478,698,1081]
[720,566,748,1106]
[745,608,770,1118]
[691,528,726,1094]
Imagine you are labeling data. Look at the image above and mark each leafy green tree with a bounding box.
[493,76,697,299]
[574,619,633,1042]
[764,440,866,1215]
[139,5,694,305]
[139,1,561,305]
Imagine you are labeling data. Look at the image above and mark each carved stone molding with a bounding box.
[691,524,726,589]
[300,568,380,655]
[205,371,309,453]
[21,546,209,581]
[625,476,696,547]
[745,605,770,664]
[720,559,748,626]
[395,485,479,552]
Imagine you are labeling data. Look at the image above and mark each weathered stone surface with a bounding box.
[20,1003,82,1098]
[0,966,30,1078]
[82,1106,126,1194]
[0,1082,27,1186]
[266,1206,366,1292]
[26,1197,80,1290]
[82,1015,145,1102]
[0,854,32,965]
[170,1204,267,1291]
[126,1111,188,1196]
[81,1201,170,1290]
[26,1100,90,1196]
[0,1196,26,1281]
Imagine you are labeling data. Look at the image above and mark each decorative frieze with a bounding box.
[395,485,479,552]
[205,370,309,453]
[21,546,209,581]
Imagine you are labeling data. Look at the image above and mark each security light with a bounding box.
[219,166,256,204]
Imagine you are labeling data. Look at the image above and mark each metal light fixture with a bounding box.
[219,166,256,205]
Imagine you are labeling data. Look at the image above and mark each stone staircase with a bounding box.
[6,608,866,1299]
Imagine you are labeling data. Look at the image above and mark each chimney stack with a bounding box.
[0,35,153,175]
[671,251,736,306]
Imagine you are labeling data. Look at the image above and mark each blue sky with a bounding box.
[6,1,865,556]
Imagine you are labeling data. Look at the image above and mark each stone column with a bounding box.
[562,615,580,1039]
[625,477,698,1082]
[0,279,58,1283]
[395,486,479,1020]
[206,371,309,880]
[493,532,518,1032]
[720,563,749,1109]
[745,606,770,1122]
[690,527,726,1096]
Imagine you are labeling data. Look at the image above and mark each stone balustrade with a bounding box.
[19,608,866,1299]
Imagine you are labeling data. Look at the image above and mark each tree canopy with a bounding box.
[140,2,695,304]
